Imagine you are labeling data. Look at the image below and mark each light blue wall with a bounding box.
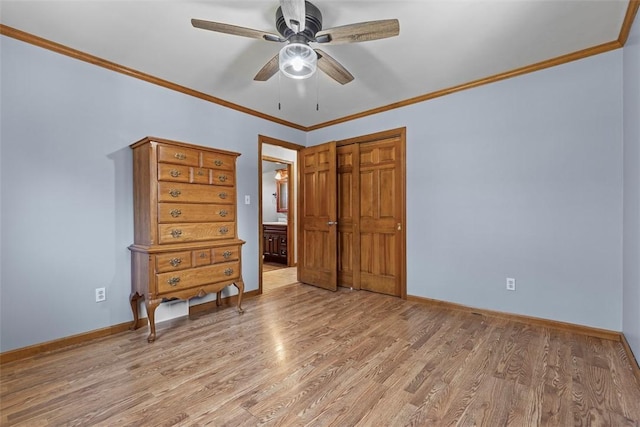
[309,50,624,331]
[623,15,640,362]
[0,36,305,352]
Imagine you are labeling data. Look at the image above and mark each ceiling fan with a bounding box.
[191,0,400,85]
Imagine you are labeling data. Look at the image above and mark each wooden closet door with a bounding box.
[359,136,405,296]
[298,142,338,291]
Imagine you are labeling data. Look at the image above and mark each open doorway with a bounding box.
[258,136,304,294]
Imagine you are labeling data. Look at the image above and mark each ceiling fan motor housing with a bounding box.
[276,1,323,41]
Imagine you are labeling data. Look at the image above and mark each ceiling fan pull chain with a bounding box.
[278,72,282,110]
[316,69,319,111]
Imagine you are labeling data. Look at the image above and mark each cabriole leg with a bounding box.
[129,292,143,330]
[145,299,162,343]
[234,280,245,314]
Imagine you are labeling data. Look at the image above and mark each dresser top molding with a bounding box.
[130,136,241,158]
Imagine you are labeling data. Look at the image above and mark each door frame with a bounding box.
[258,135,305,294]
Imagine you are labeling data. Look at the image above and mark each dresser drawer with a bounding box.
[193,248,212,266]
[202,152,235,171]
[157,261,240,294]
[192,168,211,184]
[158,203,235,223]
[156,251,192,273]
[213,245,240,263]
[158,164,191,183]
[157,144,200,167]
[158,222,235,244]
[158,182,235,204]
[212,171,235,186]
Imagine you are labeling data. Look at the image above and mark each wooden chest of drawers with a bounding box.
[129,137,245,342]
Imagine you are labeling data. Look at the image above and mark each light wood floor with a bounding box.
[262,262,289,273]
[263,266,298,292]
[2,284,639,426]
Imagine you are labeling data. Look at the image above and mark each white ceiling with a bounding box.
[0,0,631,129]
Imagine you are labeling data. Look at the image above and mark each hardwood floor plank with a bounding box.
[2,285,639,426]
[415,322,512,425]
[448,376,513,426]
[298,376,387,426]
[405,314,489,406]
[540,329,574,425]
[355,388,415,426]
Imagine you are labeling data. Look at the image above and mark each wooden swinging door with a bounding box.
[298,142,338,291]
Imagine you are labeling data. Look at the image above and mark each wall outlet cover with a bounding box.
[506,278,516,291]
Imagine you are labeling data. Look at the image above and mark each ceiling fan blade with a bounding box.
[280,0,306,33]
[315,19,399,44]
[315,49,354,85]
[254,53,280,81]
[191,19,284,42]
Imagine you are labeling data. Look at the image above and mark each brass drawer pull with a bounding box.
[214,159,223,166]
[219,192,227,199]
[170,229,182,238]
[223,250,232,259]
[170,209,182,218]
[169,258,182,267]
[170,169,181,177]
[197,170,205,176]
[169,189,181,198]
[219,226,229,235]
[224,268,234,276]
[174,153,186,160]
[219,209,228,217]
[219,175,227,182]
[167,277,180,286]
[199,252,208,258]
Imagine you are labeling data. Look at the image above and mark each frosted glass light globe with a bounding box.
[279,43,317,79]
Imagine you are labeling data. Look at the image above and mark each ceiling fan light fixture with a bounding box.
[279,43,317,79]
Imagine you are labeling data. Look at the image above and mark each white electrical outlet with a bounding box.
[506,278,516,291]
[244,195,250,205]
[95,287,106,302]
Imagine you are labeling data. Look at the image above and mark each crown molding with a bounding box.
[306,40,621,131]
[0,24,306,131]
[619,0,640,45]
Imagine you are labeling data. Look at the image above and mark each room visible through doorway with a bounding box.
[259,136,304,294]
